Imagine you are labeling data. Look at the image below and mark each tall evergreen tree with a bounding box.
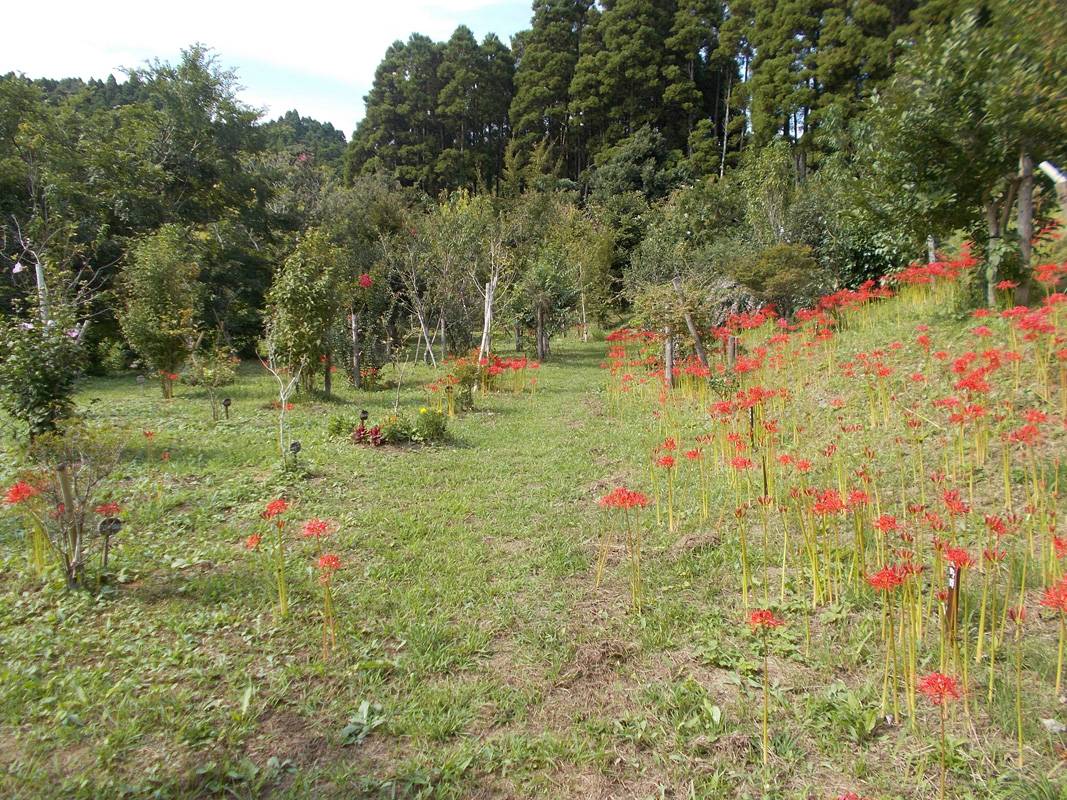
[346,34,444,194]
[570,0,679,162]
[509,0,593,180]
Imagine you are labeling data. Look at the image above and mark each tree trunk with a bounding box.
[324,347,332,396]
[440,315,446,364]
[985,200,1001,309]
[720,75,732,179]
[664,330,674,389]
[1017,152,1034,306]
[351,312,362,390]
[673,277,708,368]
[536,305,546,361]
[927,235,937,264]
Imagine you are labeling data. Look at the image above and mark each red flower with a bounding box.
[359,273,373,288]
[94,502,122,516]
[1041,579,1067,615]
[867,566,904,593]
[942,489,970,516]
[657,455,676,469]
[873,514,898,533]
[143,430,155,439]
[917,672,961,706]
[748,609,785,630]
[813,489,845,516]
[262,498,290,520]
[944,547,976,569]
[685,449,702,461]
[598,488,650,509]
[245,533,261,550]
[318,553,342,582]
[4,480,40,506]
[836,794,872,800]
[302,518,333,538]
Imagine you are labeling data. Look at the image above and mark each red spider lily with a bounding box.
[836,794,872,800]
[1054,537,1067,560]
[747,609,785,630]
[730,456,754,471]
[813,489,846,516]
[873,515,898,533]
[301,518,333,538]
[245,534,261,549]
[657,455,676,469]
[684,449,702,461]
[262,499,290,520]
[849,490,871,508]
[94,503,122,516]
[867,566,904,593]
[942,490,970,516]
[983,548,1007,563]
[1008,606,1026,625]
[598,488,650,509]
[1041,580,1067,615]
[984,514,1008,537]
[944,548,976,569]
[659,438,677,452]
[1024,409,1048,425]
[4,481,40,506]
[143,430,155,439]
[917,672,961,706]
[318,554,342,583]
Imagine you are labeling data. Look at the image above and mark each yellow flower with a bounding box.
[420,408,427,413]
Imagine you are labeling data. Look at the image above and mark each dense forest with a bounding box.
[1,0,1066,436]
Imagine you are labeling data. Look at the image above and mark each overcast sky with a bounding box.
[3,1,534,138]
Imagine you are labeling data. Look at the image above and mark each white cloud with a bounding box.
[4,1,531,134]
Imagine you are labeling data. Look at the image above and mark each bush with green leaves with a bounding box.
[0,307,84,439]
[119,225,201,398]
[413,407,447,442]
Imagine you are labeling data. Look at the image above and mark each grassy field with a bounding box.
[2,273,1067,799]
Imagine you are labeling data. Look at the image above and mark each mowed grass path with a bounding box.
[1,339,730,799]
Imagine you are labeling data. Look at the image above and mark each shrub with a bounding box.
[0,308,85,440]
[378,414,412,444]
[413,408,447,442]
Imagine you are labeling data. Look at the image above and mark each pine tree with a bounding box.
[346,34,444,194]
[510,0,593,179]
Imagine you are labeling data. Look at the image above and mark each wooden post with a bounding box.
[672,277,709,369]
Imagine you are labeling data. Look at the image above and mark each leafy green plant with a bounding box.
[378,413,412,444]
[16,421,126,588]
[119,225,201,399]
[0,305,84,439]
[413,407,447,442]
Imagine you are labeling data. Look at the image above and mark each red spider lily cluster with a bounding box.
[595,241,1067,758]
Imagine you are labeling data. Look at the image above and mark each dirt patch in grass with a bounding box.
[670,532,721,557]
[557,639,635,687]
[248,708,329,765]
